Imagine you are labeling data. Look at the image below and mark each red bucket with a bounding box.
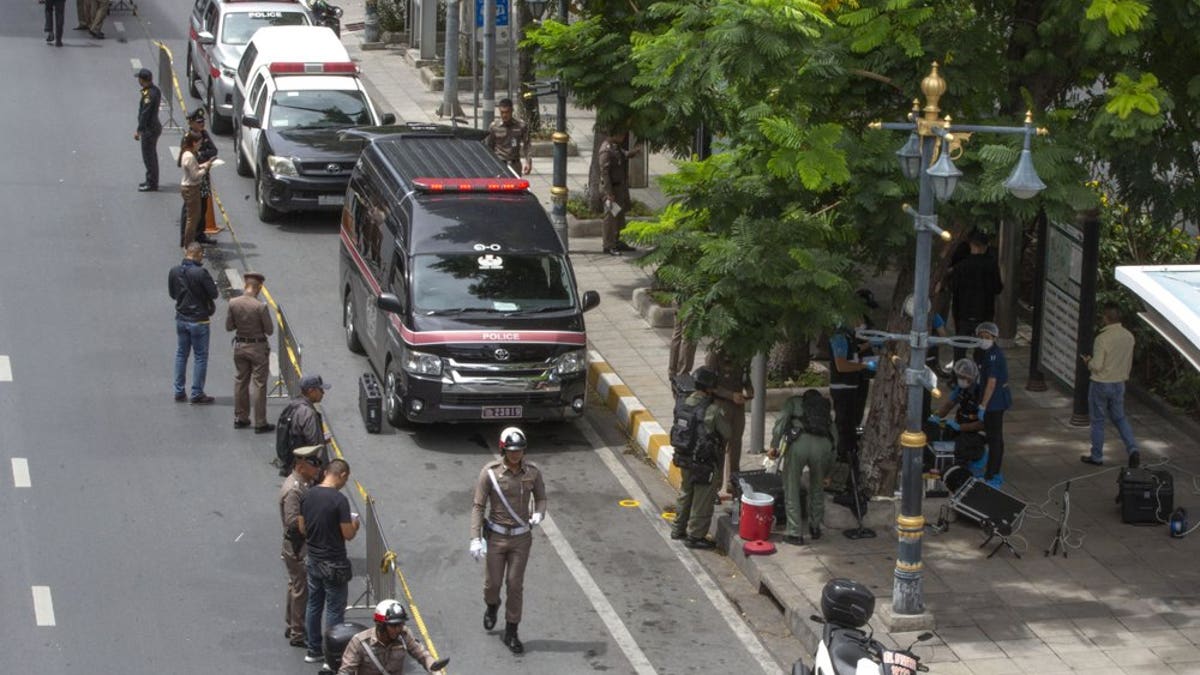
[739,491,775,542]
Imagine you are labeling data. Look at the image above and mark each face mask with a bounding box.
[958,378,971,388]
[978,339,994,350]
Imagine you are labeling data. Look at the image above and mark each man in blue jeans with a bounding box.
[167,242,219,404]
[1081,303,1139,468]
[299,458,359,664]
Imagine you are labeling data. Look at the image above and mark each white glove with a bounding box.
[469,538,486,561]
[529,512,544,527]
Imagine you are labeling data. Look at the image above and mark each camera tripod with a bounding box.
[1045,481,1071,558]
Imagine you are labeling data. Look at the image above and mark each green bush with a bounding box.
[375,0,406,34]
[566,196,654,219]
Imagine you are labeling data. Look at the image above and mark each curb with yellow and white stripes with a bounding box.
[586,351,685,491]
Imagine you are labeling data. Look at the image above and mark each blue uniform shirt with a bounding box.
[977,345,1011,411]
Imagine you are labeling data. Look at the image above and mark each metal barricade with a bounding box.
[348,493,397,609]
[272,301,302,398]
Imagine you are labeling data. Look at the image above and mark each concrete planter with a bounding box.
[631,288,675,329]
[567,215,603,239]
[528,139,580,158]
[763,386,831,411]
[417,66,511,92]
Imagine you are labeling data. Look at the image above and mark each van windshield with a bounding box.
[222,11,309,45]
[412,254,576,314]
[269,90,372,129]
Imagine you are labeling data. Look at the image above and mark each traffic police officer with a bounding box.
[134,68,162,191]
[225,271,274,432]
[669,367,730,549]
[484,98,532,176]
[338,600,449,674]
[279,444,323,647]
[469,427,546,654]
[598,129,642,256]
[705,348,753,496]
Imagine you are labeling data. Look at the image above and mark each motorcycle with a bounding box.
[310,0,343,37]
[792,579,932,675]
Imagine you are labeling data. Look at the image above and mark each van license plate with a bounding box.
[318,195,345,206]
[481,406,522,419]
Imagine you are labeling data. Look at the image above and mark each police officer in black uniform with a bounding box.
[134,68,162,192]
[180,108,218,244]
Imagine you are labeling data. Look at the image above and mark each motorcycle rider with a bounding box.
[337,599,449,674]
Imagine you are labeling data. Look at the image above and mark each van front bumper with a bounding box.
[399,372,587,424]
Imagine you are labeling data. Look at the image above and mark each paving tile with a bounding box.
[1057,648,1118,670]
[1103,646,1169,667]
[1154,645,1200,664]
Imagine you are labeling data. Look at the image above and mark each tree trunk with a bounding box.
[515,1,541,132]
[586,125,606,212]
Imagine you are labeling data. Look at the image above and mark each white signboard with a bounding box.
[1040,221,1084,388]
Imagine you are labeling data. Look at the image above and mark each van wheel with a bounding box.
[384,368,411,429]
[234,128,252,177]
[256,171,282,223]
[186,51,201,99]
[207,85,232,135]
[344,292,365,354]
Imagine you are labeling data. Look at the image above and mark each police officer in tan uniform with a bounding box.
[338,599,449,674]
[225,271,275,432]
[706,348,753,495]
[279,445,323,648]
[484,99,532,176]
[597,129,640,256]
[469,427,546,655]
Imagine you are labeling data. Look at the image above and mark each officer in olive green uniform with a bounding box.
[279,445,323,647]
[469,427,546,655]
[597,130,639,256]
[670,367,731,549]
[484,98,532,176]
[706,348,753,495]
[225,271,274,432]
[770,390,837,545]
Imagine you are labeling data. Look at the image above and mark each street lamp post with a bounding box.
[865,63,1048,620]
[522,0,570,249]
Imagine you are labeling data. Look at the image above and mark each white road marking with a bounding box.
[130,58,142,72]
[225,268,244,290]
[32,587,55,626]
[579,417,779,674]
[0,355,11,381]
[540,515,657,674]
[113,21,124,32]
[234,531,244,542]
[12,458,31,488]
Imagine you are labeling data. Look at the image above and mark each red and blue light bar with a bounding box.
[411,177,530,193]
[268,61,358,75]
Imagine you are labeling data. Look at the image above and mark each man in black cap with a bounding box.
[180,108,219,244]
[134,68,162,192]
[276,374,331,476]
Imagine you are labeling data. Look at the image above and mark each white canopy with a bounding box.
[1115,265,1200,373]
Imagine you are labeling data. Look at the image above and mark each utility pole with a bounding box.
[439,0,463,124]
[481,0,496,128]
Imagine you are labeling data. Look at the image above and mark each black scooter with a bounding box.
[310,0,343,37]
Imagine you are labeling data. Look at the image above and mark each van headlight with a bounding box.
[552,349,587,376]
[266,155,299,177]
[403,350,443,376]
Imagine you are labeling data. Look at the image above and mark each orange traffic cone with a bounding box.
[203,194,222,235]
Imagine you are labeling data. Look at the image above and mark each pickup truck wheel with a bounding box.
[234,127,252,177]
[255,171,282,223]
[384,368,411,429]
[344,292,365,354]
[186,51,201,99]
[207,86,232,134]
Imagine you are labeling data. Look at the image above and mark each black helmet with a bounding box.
[499,427,527,452]
[692,366,718,392]
[820,578,875,628]
[324,621,369,671]
[374,599,409,626]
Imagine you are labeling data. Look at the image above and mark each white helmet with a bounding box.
[499,427,527,452]
[374,599,408,626]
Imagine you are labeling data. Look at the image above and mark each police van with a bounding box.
[232,26,395,221]
[338,130,600,426]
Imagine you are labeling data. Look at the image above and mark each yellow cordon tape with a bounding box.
[150,38,445,667]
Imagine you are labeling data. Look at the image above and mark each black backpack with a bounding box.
[670,392,720,468]
[275,401,303,466]
[795,390,833,440]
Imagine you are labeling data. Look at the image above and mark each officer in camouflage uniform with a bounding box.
[484,99,531,176]
[669,367,730,550]
[770,390,837,545]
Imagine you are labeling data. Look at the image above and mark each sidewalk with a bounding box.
[341,26,1200,674]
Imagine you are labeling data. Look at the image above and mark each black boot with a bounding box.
[502,622,524,654]
[483,603,499,631]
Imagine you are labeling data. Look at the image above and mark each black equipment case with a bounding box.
[1117,468,1173,524]
[358,372,383,433]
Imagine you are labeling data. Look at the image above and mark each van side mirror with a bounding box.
[241,115,261,129]
[581,290,600,312]
[377,292,405,314]
[380,113,397,125]
[197,30,215,46]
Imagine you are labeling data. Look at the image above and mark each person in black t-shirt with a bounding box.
[944,231,1003,362]
[299,458,359,664]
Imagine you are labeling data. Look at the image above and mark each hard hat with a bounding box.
[373,599,408,626]
[499,427,527,452]
[691,366,718,392]
[952,358,978,380]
